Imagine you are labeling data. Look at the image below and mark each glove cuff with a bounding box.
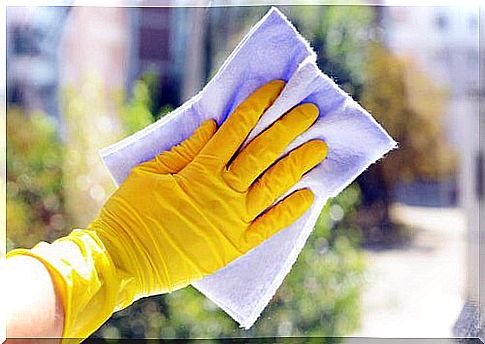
[6,229,129,342]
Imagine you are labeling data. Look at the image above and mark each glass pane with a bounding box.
[5,4,480,340]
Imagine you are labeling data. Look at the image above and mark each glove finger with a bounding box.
[246,140,327,219]
[241,189,314,251]
[138,119,217,174]
[224,103,319,191]
[200,80,285,166]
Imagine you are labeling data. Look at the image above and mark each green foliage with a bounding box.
[118,79,154,135]
[95,185,364,339]
[117,72,174,135]
[287,6,375,97]
[6,108,68,250]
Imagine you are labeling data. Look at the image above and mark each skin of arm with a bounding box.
[3,255,64,342]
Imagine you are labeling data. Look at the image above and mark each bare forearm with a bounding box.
[3,255,64,342]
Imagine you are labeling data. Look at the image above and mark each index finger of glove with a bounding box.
[200,80,285,166]
[136,120,217,175]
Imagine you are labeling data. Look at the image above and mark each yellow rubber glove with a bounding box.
[7,80,328,341]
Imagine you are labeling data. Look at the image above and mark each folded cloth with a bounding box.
[99,7,397,329]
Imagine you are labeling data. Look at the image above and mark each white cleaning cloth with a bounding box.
[99,7,396,329]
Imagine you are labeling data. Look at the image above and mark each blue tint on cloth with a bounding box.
[99,7,397,329]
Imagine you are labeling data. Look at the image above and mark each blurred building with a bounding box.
[6,7,69,118]
[6,6,189,117]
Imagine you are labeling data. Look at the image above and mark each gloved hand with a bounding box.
[7,80,328,341]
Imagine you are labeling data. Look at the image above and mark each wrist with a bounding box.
[88,210,172,299]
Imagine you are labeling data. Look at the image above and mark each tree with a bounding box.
[288,5,375,98]
[358,44,456,244]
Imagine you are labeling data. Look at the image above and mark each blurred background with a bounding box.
[5,3,482,340]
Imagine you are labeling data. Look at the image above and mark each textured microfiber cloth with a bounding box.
[99,7,397,329]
